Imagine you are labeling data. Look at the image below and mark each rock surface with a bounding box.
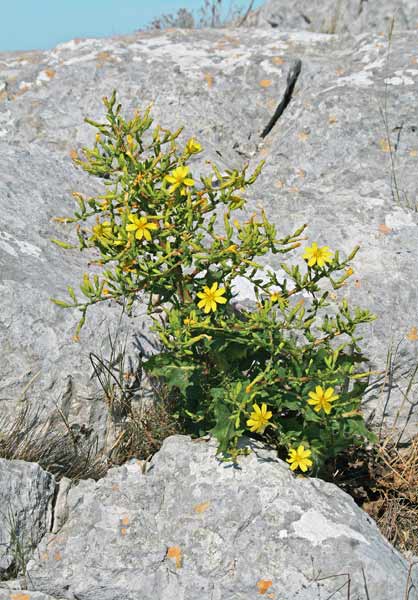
[0,21,417,437]
[0,460,55,577]
[256,0,418,33]
[24,436,417,599]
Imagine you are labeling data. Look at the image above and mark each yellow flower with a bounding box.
[126,214,158,241]
[287,445,313,472]
[303,242,333,268]
[113,230,129,247]
[307,385,339,415]
[196,282,227,313]
[91,220,112,242]
[165,166,195,195]
[246,403,272,434]
[185,138,202,154]
[184,311,198,326]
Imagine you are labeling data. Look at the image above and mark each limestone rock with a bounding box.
[0,460,55,578]
[257,0,418,33]
[26,436,418,599]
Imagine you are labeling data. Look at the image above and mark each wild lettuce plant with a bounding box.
[52,92,376,471]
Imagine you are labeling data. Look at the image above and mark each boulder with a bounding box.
[0,24,417,439]
[256,0,418,33]
[0,459,55,578]
[25,435,418,599]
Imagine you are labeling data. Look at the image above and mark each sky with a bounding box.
[0,0,263,53]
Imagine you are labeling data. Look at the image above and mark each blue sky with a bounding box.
[0,0,262,53]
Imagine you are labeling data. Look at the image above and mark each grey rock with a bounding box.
[0,459,55,577]
[26,435,418,599]
[0,25,417,439]
[256,0,418,34]
[51,478,72,534]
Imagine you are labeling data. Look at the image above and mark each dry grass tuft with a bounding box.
[0,389,182,482]
[330,433,418,558]
[107,398,183,466]
[0,405,108,481]
[364,434,418,556]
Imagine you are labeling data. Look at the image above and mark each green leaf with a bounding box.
[51,239,76,250]
[50,298,72,308]
[145,356,196,395]
[210,401,235,455]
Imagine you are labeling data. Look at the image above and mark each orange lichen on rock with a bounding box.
[257,579,273,594]
[167,545,182,568]
[194,501,210,514]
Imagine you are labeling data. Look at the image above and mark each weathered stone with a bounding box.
[0,25,417,439]
[25,435,418,599]
[256,0,418,33]
[0,460,55,577]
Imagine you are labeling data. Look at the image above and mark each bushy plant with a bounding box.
[52,92,376,472]
[148,0,254,30]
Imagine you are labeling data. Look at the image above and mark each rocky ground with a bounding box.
[0,0,417,597]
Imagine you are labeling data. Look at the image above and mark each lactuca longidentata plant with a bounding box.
[52,92,376,471]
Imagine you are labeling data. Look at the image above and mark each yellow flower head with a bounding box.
[185,138,202,155]
[91,220,112,242]
[183,311,198,327]
[287,445,313,472]
[246,403,272,434]
[307,385,339,415]
[126,214,158,241]
[196,282,227,313]
[303,242,333,268]
[113,229,129,247]
[165,166,195,195]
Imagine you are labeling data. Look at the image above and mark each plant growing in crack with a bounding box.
[0,507,32,582]
[52,91,376,471]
